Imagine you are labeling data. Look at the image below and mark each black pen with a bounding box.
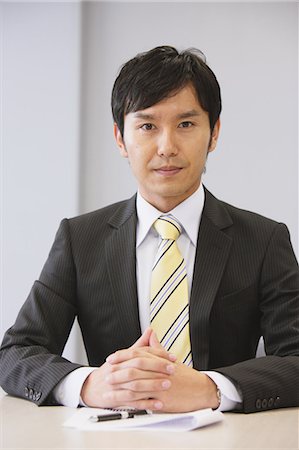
[89,411,134,422]
[129,409,149,416]
[89,409,149,423]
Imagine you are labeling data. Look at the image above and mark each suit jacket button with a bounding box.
[274,396,280,407]
[262,399,268,409]
[268,397,274,407]
[255,399,262,409]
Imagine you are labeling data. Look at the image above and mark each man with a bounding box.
[0,46,298,413]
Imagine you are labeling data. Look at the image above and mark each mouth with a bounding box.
[154,166,183,176]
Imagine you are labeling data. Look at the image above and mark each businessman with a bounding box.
[1,46,298,414]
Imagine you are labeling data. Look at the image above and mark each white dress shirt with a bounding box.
[53,185,242,410]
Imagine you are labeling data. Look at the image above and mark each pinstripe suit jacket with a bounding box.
[1,187,299,412]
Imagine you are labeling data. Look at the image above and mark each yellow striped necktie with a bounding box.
[150,216,192,367]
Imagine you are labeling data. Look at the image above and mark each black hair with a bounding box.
[111,45,222,137]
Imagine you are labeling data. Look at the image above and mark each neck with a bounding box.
[139,186,202,213]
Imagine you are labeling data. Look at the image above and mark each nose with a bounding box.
[157,130,178,157]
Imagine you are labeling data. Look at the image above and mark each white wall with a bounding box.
[0,2,82,359]
[1,2,298,364]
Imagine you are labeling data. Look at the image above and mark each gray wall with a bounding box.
[1,2,298,363]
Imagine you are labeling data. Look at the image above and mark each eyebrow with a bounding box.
[177,110,202,119]
[132,109,201,120]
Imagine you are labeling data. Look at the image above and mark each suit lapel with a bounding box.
[105,195,141,346]
[103,189,234,363]
[190,188,233,370]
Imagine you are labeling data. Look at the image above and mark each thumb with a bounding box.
[149,330,177,362]
[131,327,152,348]
[149,330,164,349]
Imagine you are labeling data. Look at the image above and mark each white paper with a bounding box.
[63,407,223,432]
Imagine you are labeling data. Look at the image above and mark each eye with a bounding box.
[179,121,194,128]
[141,123,155,131]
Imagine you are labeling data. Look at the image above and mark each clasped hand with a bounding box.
[81,328,218,412]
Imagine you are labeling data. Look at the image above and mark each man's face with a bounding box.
[114,84,220,212]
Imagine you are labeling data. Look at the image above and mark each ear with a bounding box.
[208,118,221,153]
[114,123,128,158]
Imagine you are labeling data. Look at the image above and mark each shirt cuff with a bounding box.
[202,370,243,412]
[52,367,96,407]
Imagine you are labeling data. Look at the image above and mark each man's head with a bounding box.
[111,45,221,138]
[112,46,222,212]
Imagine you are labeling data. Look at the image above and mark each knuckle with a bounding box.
[112,350,120,359]
[134,358,144,369]
[129,380,141,391]
[126,390,136,401]
[130,349,140,359]
[126,367,136,378]
[108,364,118,374]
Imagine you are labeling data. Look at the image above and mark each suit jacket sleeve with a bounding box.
[0,219,83,405]
[215,222,299,413]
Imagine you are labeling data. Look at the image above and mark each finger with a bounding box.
[107,356,176,376]
[110,377,172,393]
[106,367,158,384]
[102,388,164,407]
[106,346,175,365]
[106,367,173,385]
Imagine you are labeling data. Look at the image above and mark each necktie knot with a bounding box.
[154,216,181,241]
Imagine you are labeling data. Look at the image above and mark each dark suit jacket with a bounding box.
[1,188,298,412]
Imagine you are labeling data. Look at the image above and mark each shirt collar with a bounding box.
[136,184,205,247]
